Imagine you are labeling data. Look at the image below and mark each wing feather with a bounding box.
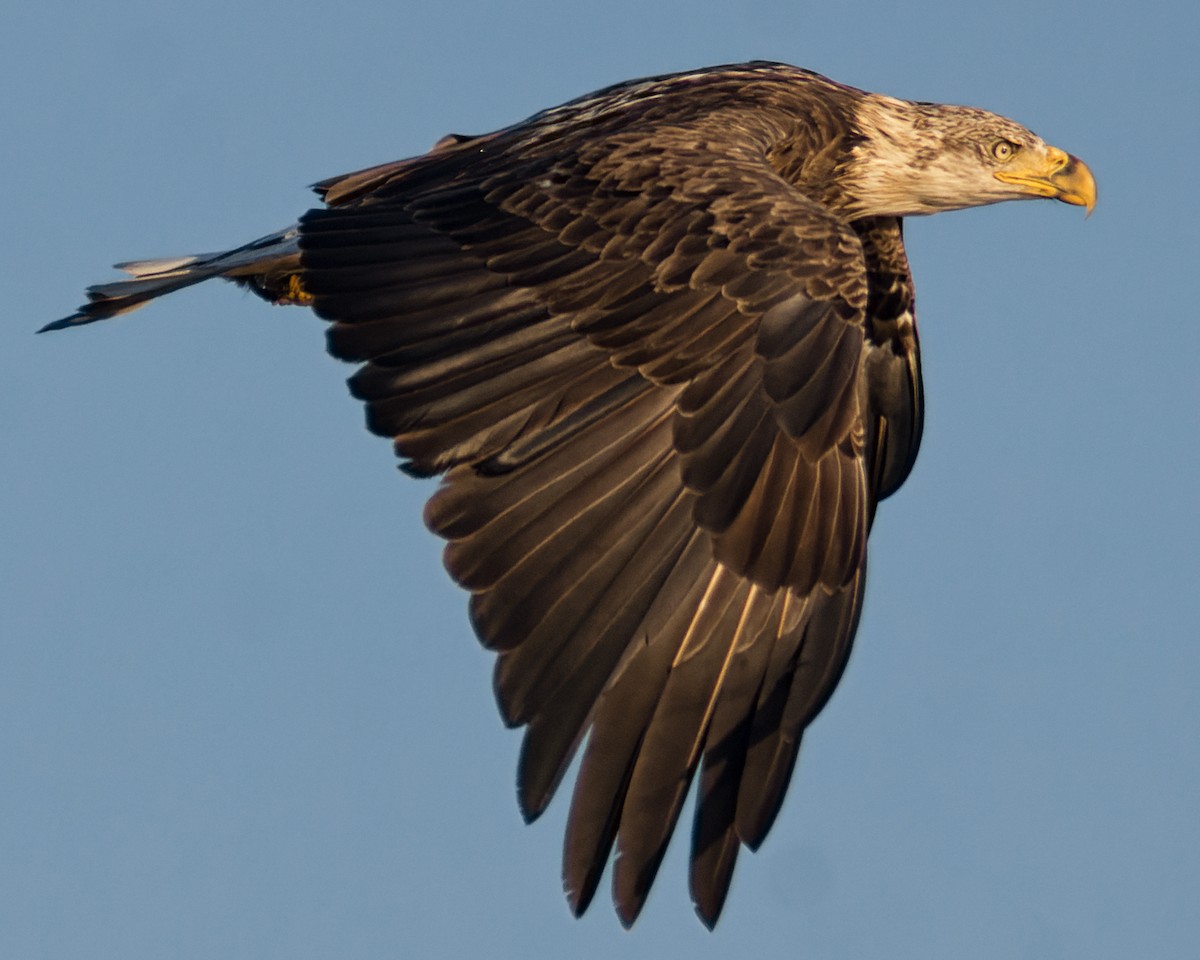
[611,566,749,926]
[689,589,786,926]
[514,485,696,818]
[735,570,865,847]
[295,81,924,926]
[561,531,713,917]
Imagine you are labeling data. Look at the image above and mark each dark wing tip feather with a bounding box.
[694,895,726,931]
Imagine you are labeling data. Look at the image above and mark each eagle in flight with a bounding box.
[47,62,1095,927]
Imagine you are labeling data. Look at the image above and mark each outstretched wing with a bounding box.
[298,116,922,926]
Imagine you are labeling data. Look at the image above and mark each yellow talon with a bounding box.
[284,274,314,305]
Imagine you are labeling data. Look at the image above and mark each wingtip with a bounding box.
[613,875,654,930]
[563,878,595,920]
[517,799,540,826]
[693,903,721,931]
[615,900,641,930]
[515,767,550,826]
[690,876,729,930]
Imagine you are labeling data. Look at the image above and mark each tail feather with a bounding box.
[41,226,303,333]
[114,254,222,277]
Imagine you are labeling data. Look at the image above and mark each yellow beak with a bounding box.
[995,145,1097,214]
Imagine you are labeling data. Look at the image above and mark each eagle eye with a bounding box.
[990,139,1019,162]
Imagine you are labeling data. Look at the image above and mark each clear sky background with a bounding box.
[4,2,1197,958]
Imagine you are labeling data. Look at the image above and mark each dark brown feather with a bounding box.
[293,63,925,926]
[689,589,783,926]
[560,529,712,915]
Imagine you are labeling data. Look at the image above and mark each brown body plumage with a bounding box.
[46,62,1095,927]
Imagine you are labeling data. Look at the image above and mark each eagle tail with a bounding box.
[40,226,304,332]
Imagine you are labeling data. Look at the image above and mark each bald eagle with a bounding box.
[46,62,1095,927]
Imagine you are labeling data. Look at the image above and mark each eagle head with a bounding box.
[842,95,1096,219]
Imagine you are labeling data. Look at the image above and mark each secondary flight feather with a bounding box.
[46,61,1095,927]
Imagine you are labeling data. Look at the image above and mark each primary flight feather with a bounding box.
[46,61,1095,927]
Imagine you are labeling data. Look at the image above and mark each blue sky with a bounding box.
[4,1,1198,957]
